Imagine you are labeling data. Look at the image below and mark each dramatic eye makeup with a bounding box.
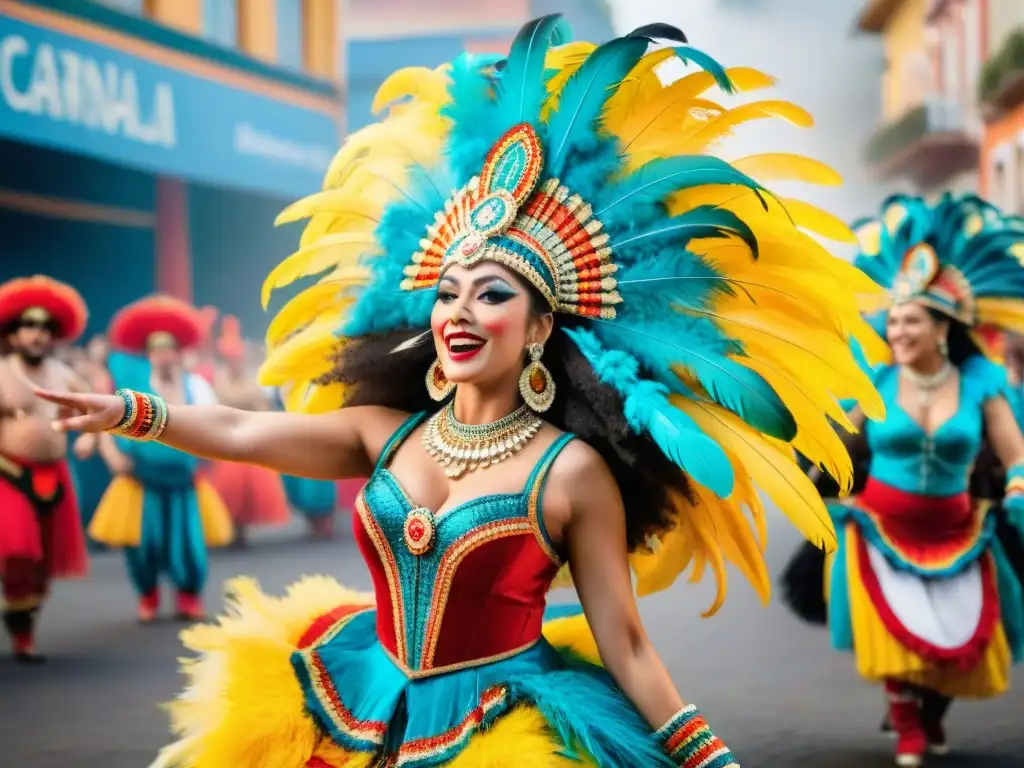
[478,279,519,304]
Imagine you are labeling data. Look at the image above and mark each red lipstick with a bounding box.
[445,331,486,362]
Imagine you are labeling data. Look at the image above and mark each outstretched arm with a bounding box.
[35,389,385,480]
[552,443,737,766]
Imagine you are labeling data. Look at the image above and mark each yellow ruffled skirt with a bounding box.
[151,577,606,768]
[89,476,233,548]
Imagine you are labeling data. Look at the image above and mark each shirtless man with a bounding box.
[0,276,93,662]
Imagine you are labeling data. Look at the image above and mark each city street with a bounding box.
[3,513,1022,768]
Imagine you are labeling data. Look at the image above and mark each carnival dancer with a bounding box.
[209,315,290,546]
[88,295,232,622]
[39,17,885,767]
[783,194,1024,767]
[0,276,92,662]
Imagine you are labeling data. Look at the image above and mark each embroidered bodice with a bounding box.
[351,412,571,676]
[866,355,1009,496]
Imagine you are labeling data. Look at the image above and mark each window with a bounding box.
[96,0,145,13]
[277,0,304,70]
[204,0,239,48]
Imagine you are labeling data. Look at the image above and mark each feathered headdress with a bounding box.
[852,193,1024,361]
[258,17,885,612]
[0,275,88,343]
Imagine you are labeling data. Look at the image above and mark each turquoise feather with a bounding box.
[670,45,735,93]
[613,205,760,258]
[564,328,735,496]
[496,15,570,127]
[594,156,763,221]
[545,36,649,176]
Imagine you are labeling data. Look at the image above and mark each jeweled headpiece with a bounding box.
[402,123,620,319]
[258,16,886,610]
[853,193,1024,345]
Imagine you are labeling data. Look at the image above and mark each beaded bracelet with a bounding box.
[1005,461,1024,497]
[655,705,738,768]
[110,389,169,442]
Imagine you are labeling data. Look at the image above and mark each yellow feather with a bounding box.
[681,100,814,153]
[776,197,857,243]
[261,233,378,308]
[731,153,842,186]
[371,66,450,115]
[978,298,1024,336]
[674,396,838,551]
[266,285,352,348]
[602,48,677,123]
[295,381,347,414]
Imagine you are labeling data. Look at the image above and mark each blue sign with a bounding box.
[0,14,339,199]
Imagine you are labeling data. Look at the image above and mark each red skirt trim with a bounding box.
[0,453,88,579]
[855,530,999,671]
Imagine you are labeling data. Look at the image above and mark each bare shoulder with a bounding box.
[542,435,622,521]
[47,358,79,389]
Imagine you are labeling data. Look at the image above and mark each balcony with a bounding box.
[980,28,1024,120]
[864,99,979,188]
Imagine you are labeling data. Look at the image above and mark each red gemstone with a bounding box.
[408,518,426,542]
[529,367,546,394]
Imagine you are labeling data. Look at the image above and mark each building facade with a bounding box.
[0,0,343,336]
[856,0,984,198]
[346,0,616,132]
[979,0,1024,213]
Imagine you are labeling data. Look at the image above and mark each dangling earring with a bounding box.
[426,359,455,401]
[938,337,949,358]
[519,343,555,412]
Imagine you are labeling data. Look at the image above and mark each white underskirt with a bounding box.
[866,541,983,649]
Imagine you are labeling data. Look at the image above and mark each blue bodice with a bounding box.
[866,355,1009,496]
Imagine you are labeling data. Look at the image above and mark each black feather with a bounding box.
[627,23,688,44]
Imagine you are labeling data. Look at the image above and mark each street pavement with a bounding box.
[3,513,1022,768]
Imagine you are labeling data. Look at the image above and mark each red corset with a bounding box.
[352,472,562,675]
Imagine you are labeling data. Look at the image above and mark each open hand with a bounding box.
[35,390,125,434]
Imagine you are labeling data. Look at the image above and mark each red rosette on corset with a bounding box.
[0,275,88,343]
[216,315,246,361]
[108,294,206,352]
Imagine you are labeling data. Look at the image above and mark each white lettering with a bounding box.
[0,32,177,148]
[233,123,332,174]
[0,35,34,112]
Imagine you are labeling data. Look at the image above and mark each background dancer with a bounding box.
[88,296,232,622]
[209,315,290,547]
[0,276,92,662]
[782,194,1024,767]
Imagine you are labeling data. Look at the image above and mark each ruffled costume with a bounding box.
[151,17,885,768]
[0,276,90,655]
[89,298,233,615]
[810,195,1024,700]
[208,316,291,529]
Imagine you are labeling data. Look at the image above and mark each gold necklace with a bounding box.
[423,402,542,479]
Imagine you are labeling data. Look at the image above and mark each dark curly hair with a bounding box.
[324,279,694,551]
[924,308,981,367]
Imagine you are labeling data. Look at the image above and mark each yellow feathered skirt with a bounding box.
[150,577,620,768]
[89,475,233,548]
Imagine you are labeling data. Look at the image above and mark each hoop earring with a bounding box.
[519,343,555,412]
[426,358,455,402]
[939,337,949,358]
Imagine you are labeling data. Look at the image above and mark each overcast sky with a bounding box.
[606,0,894,227]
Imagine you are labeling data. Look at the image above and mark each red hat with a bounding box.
[108,295,205,353]
[0,275,88,343]
[216,315,246,360]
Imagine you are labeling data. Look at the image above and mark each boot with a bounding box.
[3,609,44,663]
[920,690,952,756]
[137,590,160,624]
[174,591,205,622]
[887,682,927,767]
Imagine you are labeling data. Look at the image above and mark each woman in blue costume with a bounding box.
[39,17,884,768]
[88,296,232,622]
[784,194,1024,767]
